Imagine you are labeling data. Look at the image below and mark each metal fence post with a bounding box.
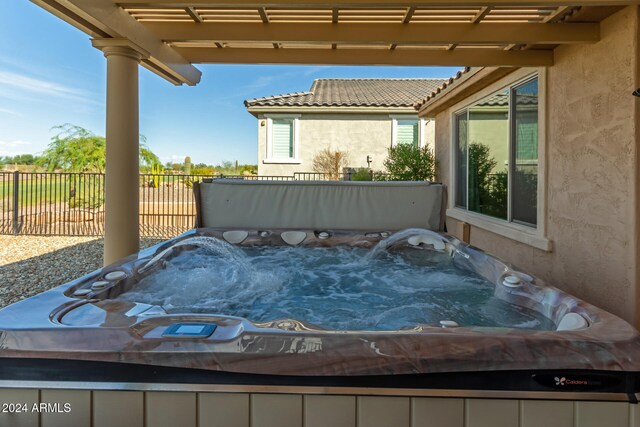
[12,171,19,235]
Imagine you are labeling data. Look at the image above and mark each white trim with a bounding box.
[447,208,552,252]
[391,117,398,146]
[264,113,302,119]
[448,68,548,251]
[262,159,302,164]
[265,114,300,161]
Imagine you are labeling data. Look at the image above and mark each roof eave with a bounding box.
[416,67,520,117]
[246,105,422,116]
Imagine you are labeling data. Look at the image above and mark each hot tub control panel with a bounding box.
[161,323,217,338]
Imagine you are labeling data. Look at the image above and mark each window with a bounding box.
[391,117,423,147]
[454,76,538,227]
[271,119,294,158]
[265,115,299,162]
[396,120,419,146]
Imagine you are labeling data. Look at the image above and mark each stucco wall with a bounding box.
[434,6,639,326]
[256,114,435,176]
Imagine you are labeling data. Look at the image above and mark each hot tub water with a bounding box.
[117,232,553,331]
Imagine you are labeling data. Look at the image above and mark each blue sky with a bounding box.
[0,2,462,165]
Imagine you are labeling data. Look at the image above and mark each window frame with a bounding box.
[264,113,301,164]
[390,115,425,148]
[449,69,550,251]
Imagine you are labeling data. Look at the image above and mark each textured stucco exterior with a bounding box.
[256,113,434,176]
[430,6,640,327]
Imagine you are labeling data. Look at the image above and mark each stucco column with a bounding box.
[92,39,149,265]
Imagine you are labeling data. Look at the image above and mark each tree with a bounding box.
[139,134,160,168]
[38,125,105,172]
[0,154,40,166]
[312,148,349,180]
[38,124,159,172]
[383,144,435,181]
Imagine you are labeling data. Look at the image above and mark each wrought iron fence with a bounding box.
[2,171,393,238]
[1,172,106,236]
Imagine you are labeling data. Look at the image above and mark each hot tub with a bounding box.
[0,227,638,399]
[1,180,639,405]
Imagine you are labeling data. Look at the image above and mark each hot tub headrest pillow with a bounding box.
[194,180,447,232]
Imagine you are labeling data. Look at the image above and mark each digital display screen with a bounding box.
[162,323,216,338]
[176,325,206,334]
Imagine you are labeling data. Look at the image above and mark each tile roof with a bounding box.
[413,67,472,109]
[475,91,538,107]
[245,78,448,109]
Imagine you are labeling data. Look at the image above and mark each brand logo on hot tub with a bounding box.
[554,376,588,386]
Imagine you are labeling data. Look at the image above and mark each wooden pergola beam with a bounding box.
[145,22,599,44]
[33,0,201,85]
[118,0,639,6]
[174,46,553,66]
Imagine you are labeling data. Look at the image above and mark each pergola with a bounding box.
[31,0,633,264]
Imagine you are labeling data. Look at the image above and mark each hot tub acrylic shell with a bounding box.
[0,228,639,397]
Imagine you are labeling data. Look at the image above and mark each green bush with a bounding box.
[350,168,373,181]
[382,144,435,181]
[68,194,104,209]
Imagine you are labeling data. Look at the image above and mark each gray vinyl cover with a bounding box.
[197,180,447,231]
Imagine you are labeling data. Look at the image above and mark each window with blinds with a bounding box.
[271,119,294,158]
[396,120,419,146]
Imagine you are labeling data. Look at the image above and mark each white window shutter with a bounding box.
[271,119,294,158]
[396,120,419,146]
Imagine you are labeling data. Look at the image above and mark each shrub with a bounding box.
[382,144,435,181]
[68,193,104,209]
[312,149,349,180]
[349,168,373,181]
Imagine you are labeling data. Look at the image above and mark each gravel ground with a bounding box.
[0,236,162,309]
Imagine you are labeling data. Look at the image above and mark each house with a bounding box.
[244,78,446,176]
[415,5,640,329]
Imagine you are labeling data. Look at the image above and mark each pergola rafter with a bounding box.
[111,0,621,66]
[143,22,599,44]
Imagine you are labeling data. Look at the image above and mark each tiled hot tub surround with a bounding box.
[0,227,638,376]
